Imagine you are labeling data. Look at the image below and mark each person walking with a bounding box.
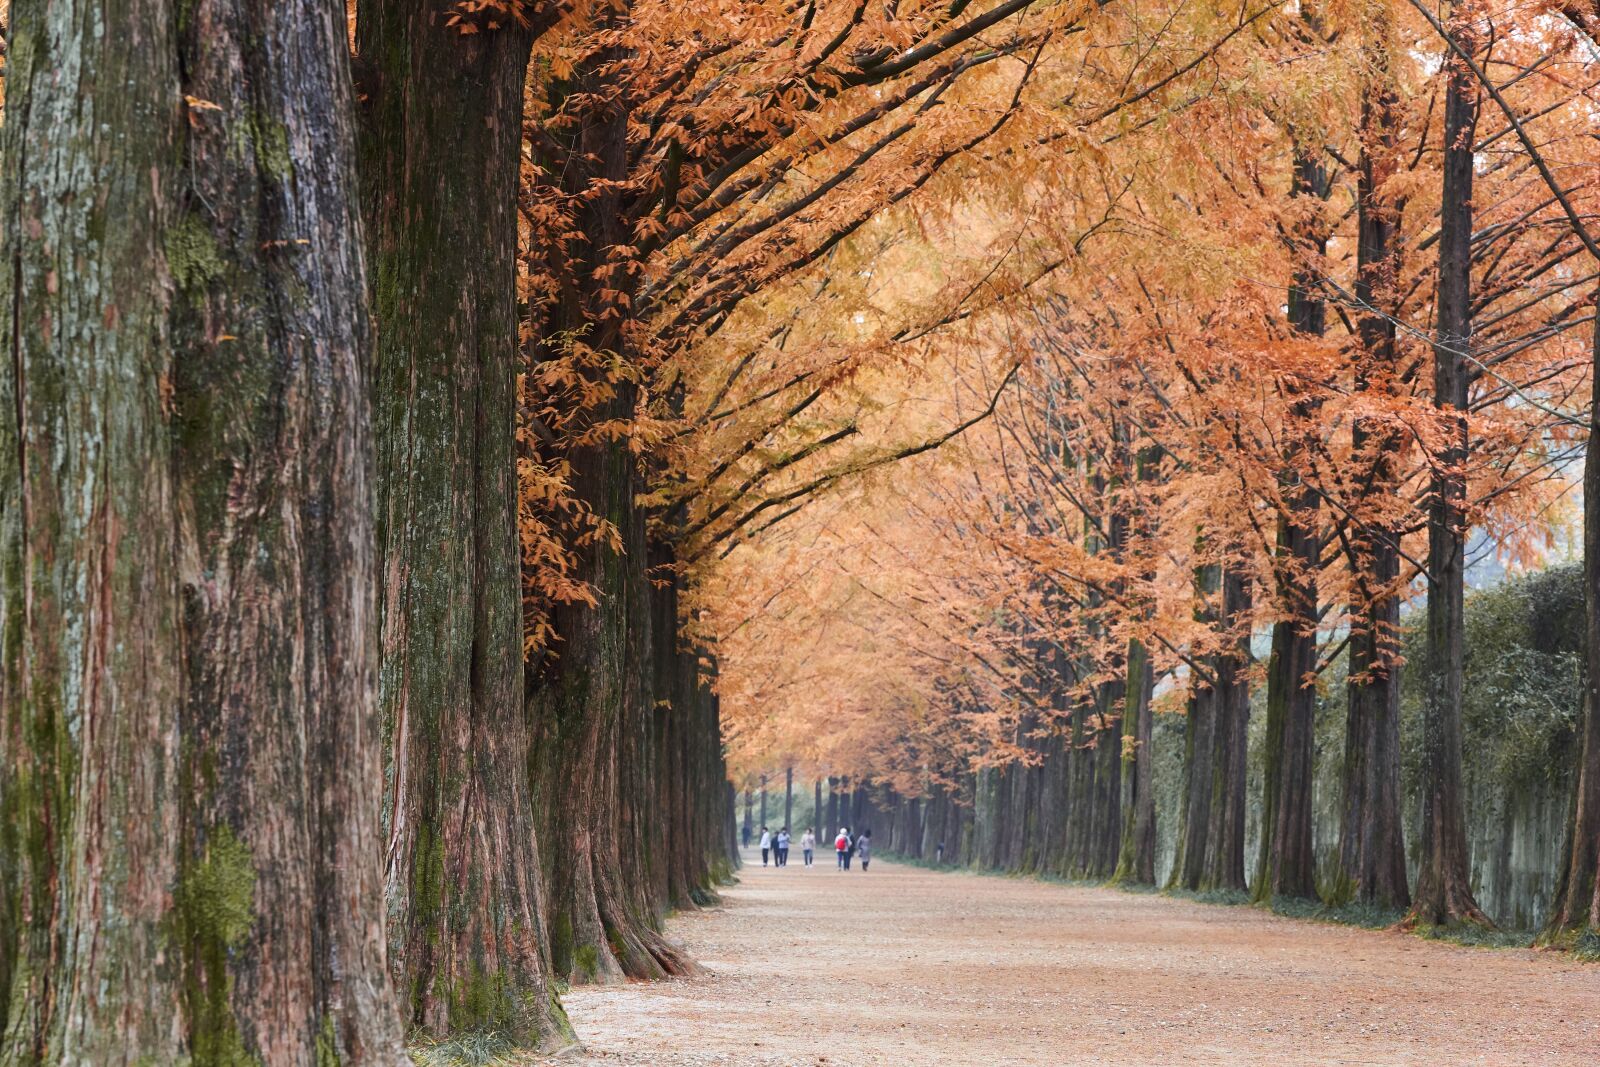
[800,827,816,867]
[776,827,790,867]
[857,830,872,872]
[759,826,772,867]
[835,827,851,870]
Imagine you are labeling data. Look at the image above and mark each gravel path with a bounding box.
[542,851,1599,1066]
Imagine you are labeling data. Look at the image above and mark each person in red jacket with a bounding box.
[835,827,852,870]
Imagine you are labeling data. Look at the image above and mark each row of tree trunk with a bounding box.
[0,4,737,1064]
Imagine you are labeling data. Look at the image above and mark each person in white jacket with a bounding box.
[800,828,816,867]
[759,827,772,866]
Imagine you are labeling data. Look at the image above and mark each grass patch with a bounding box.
[409,1032,517,1067]
[1266,895,1404,929]
[1413,923,1531,950]
[1167,886,1251,907]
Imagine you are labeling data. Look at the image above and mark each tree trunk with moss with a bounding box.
[355,7,569,1046]
[2,1,407,1061]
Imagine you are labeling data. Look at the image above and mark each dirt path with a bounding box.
[544,852,1599,1066]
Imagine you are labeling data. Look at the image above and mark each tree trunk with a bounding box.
[1256,148,1327,905]
[1544,305,1600,945]
[1204,567,1251,892]
[785,766,794,833]
[1412,7,1492,930]
[1335,0,1410,911]
[814,779,824,846]
[2,1,407,1061]
[355,6,568,1042]
[0,8,184,1055]
[1176,564,1219,891]
[1531,0,1600,950]
[1114,638,1158,884]
[826,777,840,842]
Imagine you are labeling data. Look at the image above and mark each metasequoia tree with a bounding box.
[1332,0,1409,911]
[1,0,405,1062]
[354,2,570,1043]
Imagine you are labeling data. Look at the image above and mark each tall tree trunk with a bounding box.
[1257,149,1327,904]
[785,765,795,833]
[2,1,406,1061]
[1336,0,1410,910]
[1412,8,1490,928]
[826,777,840,841]
[1114,637,1157,884]
[814,779,824,844]
[1204,566,1251,892]
[1176,563,1219,891]
[1543,306,1600,947]
[356,6,568,1042]
[0,8,184,1055]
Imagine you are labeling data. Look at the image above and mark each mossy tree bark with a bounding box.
[3,0,407,1061]
[355,6,568,1046]
[525,31,691,982]
[0,6,184,1056]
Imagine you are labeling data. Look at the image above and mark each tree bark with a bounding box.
[1544,306,1600,946]
[356,5,568,1043]
[1412,7,1490,928]
[1335,0,1410,910]
[3,0,407,1061]
[0,7,185,1055]
[1114,637,1158,884]
[1256,143,1328,905]
[1204,567,1251,892]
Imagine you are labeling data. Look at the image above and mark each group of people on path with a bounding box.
[758,826,810,867]
[834,827,870,870]
[756,826,872,871]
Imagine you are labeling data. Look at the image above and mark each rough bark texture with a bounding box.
[0,8,184,1057]
[1412,15,1490,928]
[356,6,568,1045]
[3,1,407,1061]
